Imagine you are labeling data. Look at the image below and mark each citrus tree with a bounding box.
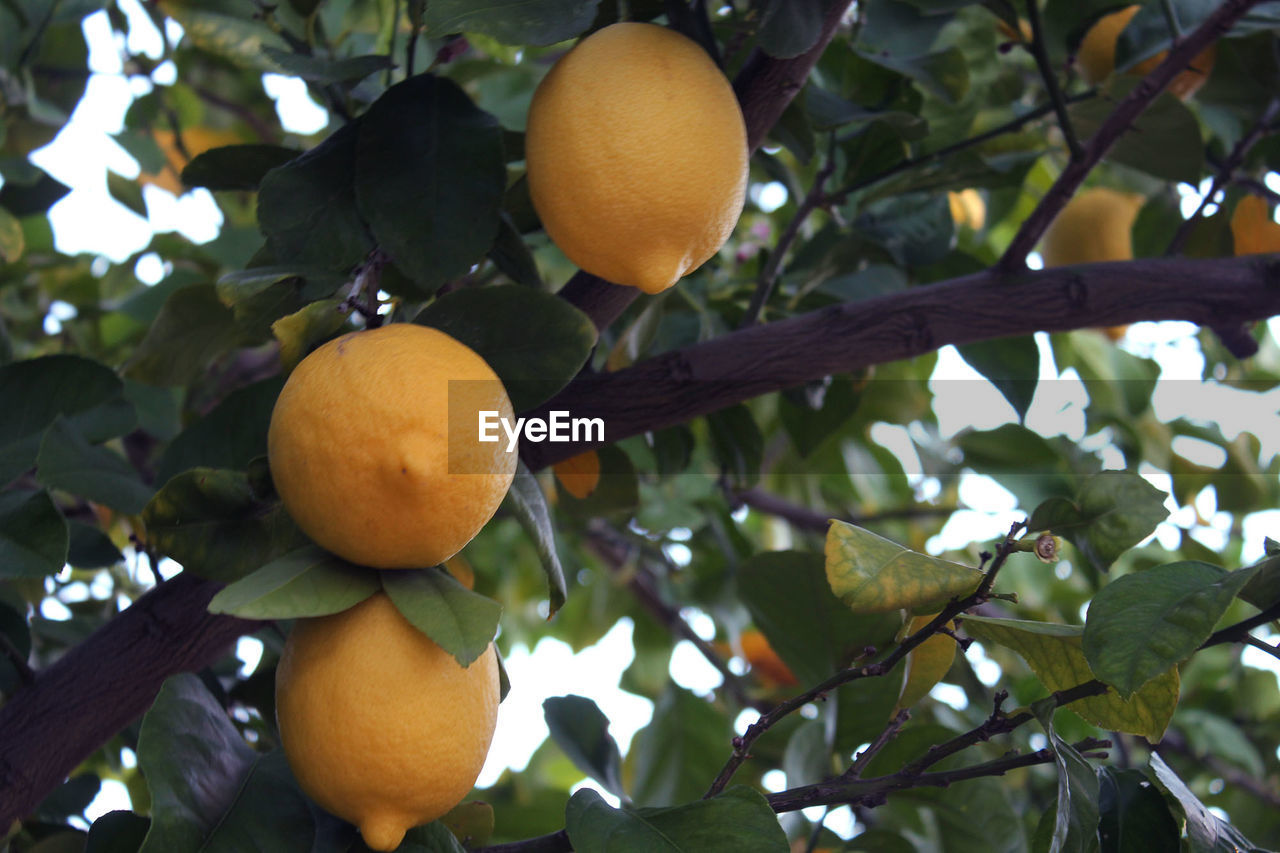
[3,0,1280,851]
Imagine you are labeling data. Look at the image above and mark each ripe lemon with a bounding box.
[739,629,797,688]
[267,323,516,569]
[276,593,500,851]
[1230,195,1280,255]
[525,22,749,294]
[1077,6,1215,100]
[1040,187,1144,267]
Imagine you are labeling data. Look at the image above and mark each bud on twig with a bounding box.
[1013,532,1062,563]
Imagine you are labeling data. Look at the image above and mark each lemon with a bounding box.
[552,449,600,500]
[739,629,797,688]
[267,323,516,569]
[1039,187,1144,268]
[276,593,499,851]
[948,188,986,231]
[525,22,749,294]
[1230,195,1280,255]
[1077,6,1215,100]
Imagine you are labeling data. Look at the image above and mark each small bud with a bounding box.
[1013,533,1062,563]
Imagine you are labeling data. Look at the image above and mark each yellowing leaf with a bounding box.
[270,299,346,374]
[825,520,984,614]
[553,450,601,500]
[963,615,1178,740]
[896,614,957,711]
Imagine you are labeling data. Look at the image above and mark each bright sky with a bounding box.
[29,1,1280,839]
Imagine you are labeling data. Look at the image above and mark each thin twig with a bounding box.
[703,522,1028,797]
[1024,0,1083,159]
[843,709,910,779]
[728,487,957,534]
[1242,634,1280,662]
[190,84,277,143]
[998,0,1264,270]
[739,135,838,328]
[1200,601,1280,650]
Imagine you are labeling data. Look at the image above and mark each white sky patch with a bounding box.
[750,181,788,213]
[668,640,724,695]
[261,73,331,134]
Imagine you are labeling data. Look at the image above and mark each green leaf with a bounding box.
[181,144,302,191]
[543,695,626,798]
[260,49,392,84]
[859,47,970,105]
[500,460,567,615]
[154,377,284,487]
[0,205,24,262]
[1148,753,1260,853]
[159,6,289,70]
[628,687,732,808]
[35,417,153,515]
[778,376,862,458]
[1097,768,1180,853]
[0,354,136,485]
[1032,700,1100,853]
[142,468,309,583]
[207,544,380,619]
[381,567,500,667]
[1172,709,1265,778]
[957,336,1039,421]
[86,810,151,853]
[1067,81,1203,183]
[565,787,787,852]
[962,616,1177,740]
[853,192,955,267]
[424,0,599,46]
[271,299,348,373]
[1029,471,1169,572]
[759,0,825,58]
[707,405,764,489]
[415,285,596,413]
[136,673,257,852]
[738,550,901,686]
[354,75,504,293]
[67,521,123,569]
[258,120,374,271]
[1238,552,1280,611]
[825,520,985,614]
[122,285,249,387]
[1083,561,1257,698]
[0,489,69,578]
[488,212,544,289]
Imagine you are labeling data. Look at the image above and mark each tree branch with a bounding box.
[522,255,1280,470]
[728,487,958,534]
[998,0,1265,270]
[0,573,254,827]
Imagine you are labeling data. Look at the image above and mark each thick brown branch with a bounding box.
[0,574,254,827]
[998,0,1265,269]
[523,255,1280,470]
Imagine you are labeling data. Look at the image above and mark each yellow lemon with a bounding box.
[739,629,797,688]
[276,593,500,851]
[267,323,516,569]
[1040,187,1144,267]
[552,449,601,500]
[525,22,749,294]
[1230,194,1280,255]
[1077,6,1215,100]
[948,188,986,231]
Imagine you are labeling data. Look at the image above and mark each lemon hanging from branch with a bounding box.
[525,22,749,294]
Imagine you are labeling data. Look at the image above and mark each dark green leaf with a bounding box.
[155,377,284,487]
[502,461,567,615]
[778,376,862,458]
[258,121,374,271]
[957,337,1039,421]
[759,0,825,58]
[0,355,136,485]
[425,0,599,46]
[565,786,787,851]
[488,212,544,288]
[122,285,249,387]
[1029,471,1169,572]
[136,674,257,853]
[142,468,309,583]
[182,144,302,191]
[86,810,151,853]
[0,489,69,578]
[355,75,504,293]
[158,6,289,70]
[106,171,147,218]
[738,550,900,686]
[1068,81,1203,183]
[415,285,596,412]
[854,192,955,266]
[0,206,22,263]
[1239,553,1280,611]
[36,417,153,515]
[1097,768,1179,853]
[1083,561,1257,697]
[707,405,763,488]
[858,46,970,104]
[543,695,626,798]
[36,774,100,822]
[261,49,392,84]
[1172,709,1265,778]
[1032,700,1100,853]
[0,167,70,216]
[207,544,380,619]
[381,567,500,667]
[1148,753,1260,853]
[628,687,732,808]
[67,521,123,569]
